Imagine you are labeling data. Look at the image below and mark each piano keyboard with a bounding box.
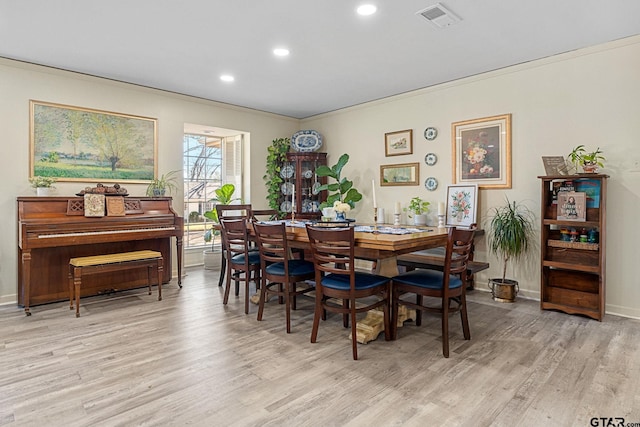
[38,226,177,239]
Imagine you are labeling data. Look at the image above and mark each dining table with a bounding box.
[265,221,451,343]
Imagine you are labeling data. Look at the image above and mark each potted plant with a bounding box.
[263,137,290,216]
[202,184,240,269]
[485,198,536,302]
[568,145,605,174]
[316,153,362,211]
[29,176,57,196]
[146,170,180,197]
[403,197,430,226]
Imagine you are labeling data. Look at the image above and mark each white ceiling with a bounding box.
[2,1,640,119]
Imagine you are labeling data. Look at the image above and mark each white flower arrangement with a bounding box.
[333,200,351,213]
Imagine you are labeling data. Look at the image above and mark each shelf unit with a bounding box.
[538,174,608,320]
[279,152,327,220]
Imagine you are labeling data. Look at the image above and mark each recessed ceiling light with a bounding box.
[220,74,234,82]
[273,48,290,57]
[357,4,377,16]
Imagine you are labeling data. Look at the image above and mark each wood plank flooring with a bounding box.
[1,267,639,426]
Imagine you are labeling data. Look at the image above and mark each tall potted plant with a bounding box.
[316,153,362,211]
[485,198,536,302]
[202,184,240,269]
[263,137,290,216]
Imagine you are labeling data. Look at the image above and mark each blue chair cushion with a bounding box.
[392,269,462,289]
[265,259,315,277]
[321,272,389,291]
[230,251,261,266]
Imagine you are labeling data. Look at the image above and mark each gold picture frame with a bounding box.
[452,114,511,189]
[384,129,413,156]
[30,100,157,183]
[380,162,420,186]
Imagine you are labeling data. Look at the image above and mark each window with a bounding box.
[183,132,243,248]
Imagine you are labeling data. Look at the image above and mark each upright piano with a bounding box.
[18,196,183,315]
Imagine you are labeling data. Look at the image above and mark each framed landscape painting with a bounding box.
[384,129,413,157]
[452,114,511,189]
[30,100,157,183]
[380,162,420,186]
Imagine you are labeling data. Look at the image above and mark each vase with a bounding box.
[335,212,346,221]
[36,187,52,197]
[413,214,427,226]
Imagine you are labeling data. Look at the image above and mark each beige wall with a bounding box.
[301,35,640,318]
[0,58,299,304]
[2,34,639,318]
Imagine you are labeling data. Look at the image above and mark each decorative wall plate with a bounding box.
[280,164,294,179]
[281,182,294,195]
[425,177,438,191]
[425,153,437,166]
[424,127,438,141]
[280,200,292,213]
[291,130,323,152]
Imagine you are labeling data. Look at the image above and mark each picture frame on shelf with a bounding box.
[384,129,413,157]
[452,113,511,189]
[542,156,569,175]
[445,184,478,228]
[30,100,157,183]
[557,191,586,221]
[380,162,420,186]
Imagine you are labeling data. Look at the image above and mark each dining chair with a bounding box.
[253,221,316,333]
[216,204,253,287]
[219,217,261,314]
[391,226,476,358]
[305,224,391,360]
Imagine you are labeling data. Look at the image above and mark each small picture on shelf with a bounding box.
[557,191,586,221]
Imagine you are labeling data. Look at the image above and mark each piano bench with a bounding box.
[68,250,163,317]
[396,251,489,290]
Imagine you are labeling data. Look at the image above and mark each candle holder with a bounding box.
[437,214,445,228]
[393,213,401,226]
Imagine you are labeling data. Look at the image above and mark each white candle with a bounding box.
[371,179,377,208]
[438,201,445,216]
[395,201,401,214]
[292,184,295,213]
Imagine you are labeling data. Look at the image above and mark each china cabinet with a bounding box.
[538,174,607,320]
[279,152,327,219]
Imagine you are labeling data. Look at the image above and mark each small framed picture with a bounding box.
[385,129,413,156]
[380,162,420,186]
[557,191,586,221]
[446,184,478,228]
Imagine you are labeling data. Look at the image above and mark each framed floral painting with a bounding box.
[446,184,478,228]
[452,114,511,189]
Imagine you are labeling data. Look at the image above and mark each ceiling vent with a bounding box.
[416,3,461,28]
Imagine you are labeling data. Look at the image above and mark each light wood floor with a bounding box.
[2,267,639,427]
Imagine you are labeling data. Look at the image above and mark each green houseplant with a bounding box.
[263,137,291,215]
[403,197,430,225]
[146,170,180,197]
[202,184,240,269]
[485,198,536,302]
[568,145,605,173]
[316,153,362,210]
[29,176,57,196]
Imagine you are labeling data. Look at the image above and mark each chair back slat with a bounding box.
[220,218,251,266]
[253,221,288,267]
[305,225,354,278]
[216,204,252,221]
[441,226,476,294]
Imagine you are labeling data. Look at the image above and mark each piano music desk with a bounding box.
[69,250,163,317]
